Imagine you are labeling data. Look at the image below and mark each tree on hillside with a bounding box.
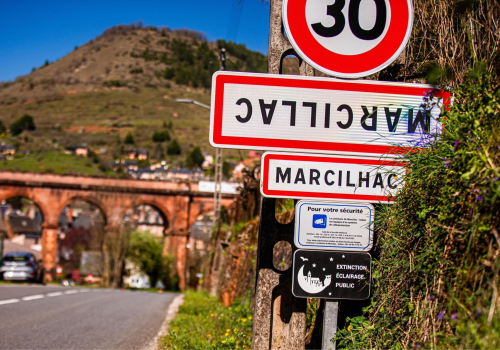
[124,132,134,145]
[186,146,204,169]
[0,120,6,134]
[10,114,35,136]
[167,139,181,155]
[152,130,170,143]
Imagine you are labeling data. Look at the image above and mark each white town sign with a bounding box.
[209,71,450,157]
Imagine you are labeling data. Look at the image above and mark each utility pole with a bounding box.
[213,47,226,230]
[252,0,312,348]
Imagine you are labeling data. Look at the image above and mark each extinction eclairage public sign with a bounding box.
[209,71,450,157]
[292,249,371,300]
[260,152,406,203]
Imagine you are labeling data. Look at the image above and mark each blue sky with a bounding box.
[0,0,270,82]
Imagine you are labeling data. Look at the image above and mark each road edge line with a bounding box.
[144,293,184,350]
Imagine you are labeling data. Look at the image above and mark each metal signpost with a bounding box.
[206,0,453,348]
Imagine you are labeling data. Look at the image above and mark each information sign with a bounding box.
[209,71,450,156]
[295,200,374,251]
[292,249,371,300]
[260,151,405,203]
[283,0,414,78]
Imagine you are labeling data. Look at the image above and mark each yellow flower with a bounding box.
[234,328,238,332]
[225,333,229,337]
[210,313,215,317]
[226,329,231,333]
[222,340,226,343]
[236,341,239,344]
[206,334,211,337]
[241,318,247,323]
[347,325,353,332]
[248,316,252,320]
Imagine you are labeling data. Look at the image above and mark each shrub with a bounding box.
[335,74,500,348]
[129,67,143,74]
[128,231,164,287]
[186,146,204,168]
[167,139,181,155]
[152,130,171,143]
[124,132,134,145]
[103,80,124,87]
[0,120,6,134]
[10,114,35,136]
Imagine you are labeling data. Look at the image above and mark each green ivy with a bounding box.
[335,74,500,349]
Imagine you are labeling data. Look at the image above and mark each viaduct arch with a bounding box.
[0,171,236,289]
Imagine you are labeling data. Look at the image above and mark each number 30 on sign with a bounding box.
[283,0,414,78]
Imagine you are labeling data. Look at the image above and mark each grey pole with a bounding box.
[322,301,338,350]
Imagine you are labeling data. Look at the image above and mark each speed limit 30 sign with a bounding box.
[283,0,413,78]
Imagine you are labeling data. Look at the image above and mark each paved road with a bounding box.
[0,284,178,349]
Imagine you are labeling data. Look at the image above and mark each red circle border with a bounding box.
[285,0,412,76]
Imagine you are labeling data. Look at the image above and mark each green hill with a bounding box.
[0,24,287,175]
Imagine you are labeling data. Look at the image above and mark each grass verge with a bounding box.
[158,290,253,349]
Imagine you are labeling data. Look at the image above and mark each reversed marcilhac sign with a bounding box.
[260,152,406,204]
[294,200,374,251]
[209,71,450,157]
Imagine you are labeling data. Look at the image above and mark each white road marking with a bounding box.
[79,289,89,293]
[64,290,78,294]
[47,292,63,297]
[22,294,45,301]
[0,298,20,305]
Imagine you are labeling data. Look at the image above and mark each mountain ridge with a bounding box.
[0,24,293,177]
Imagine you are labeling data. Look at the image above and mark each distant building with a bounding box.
[65,145,89,157]
[7,216,42,247]
[126,149,137,159]
[201,152,213,169]
[135,168,156,180]
[126,149,149,160]
[0,144,15,156]
[111,160,138,171]
[232,156,260,180]
[167,168,205,181]
[248,150,262,158]
[137,149,149,160]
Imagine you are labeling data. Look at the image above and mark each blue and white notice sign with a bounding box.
[294,200,374,251]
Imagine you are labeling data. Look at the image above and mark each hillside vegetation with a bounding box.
[0,24,275,175]
[334,73,500,349]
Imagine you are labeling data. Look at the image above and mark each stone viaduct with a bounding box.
[0,171,236,289]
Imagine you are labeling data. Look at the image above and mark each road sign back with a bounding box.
[283,0,414,78]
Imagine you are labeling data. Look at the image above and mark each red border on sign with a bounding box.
[286,0,410,75]
[261,153,406,202]
[212,73,451,155]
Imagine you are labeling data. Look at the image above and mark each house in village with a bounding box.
[0,143,15,158]
[126,149,149,160]
[111,160,138,172]
[65,145,89,157]
[201,152,213,170]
